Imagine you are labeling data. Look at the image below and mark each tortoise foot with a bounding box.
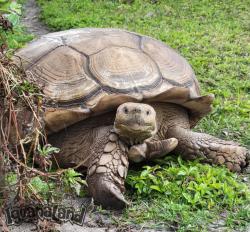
[128,138,178,162]
[87,175,128,209]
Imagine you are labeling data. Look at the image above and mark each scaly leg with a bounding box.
[168,126,248,172]
[87,130,129,209]
[50,122,129,209]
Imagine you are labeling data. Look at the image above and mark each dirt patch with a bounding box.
[21,0,50,37]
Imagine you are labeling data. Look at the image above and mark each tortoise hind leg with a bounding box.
[87,129,129,209]
[168,126,248,172]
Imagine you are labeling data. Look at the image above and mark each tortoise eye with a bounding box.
[124,107,129,114]
[146,110,150,115]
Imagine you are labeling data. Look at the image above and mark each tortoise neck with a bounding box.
[151,103,190,138]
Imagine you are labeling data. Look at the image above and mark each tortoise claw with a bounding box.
[87,175,128,210]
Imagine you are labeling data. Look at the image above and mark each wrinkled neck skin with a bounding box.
[151,102,190,138]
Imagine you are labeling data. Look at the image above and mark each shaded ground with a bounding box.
[21,0,49,37]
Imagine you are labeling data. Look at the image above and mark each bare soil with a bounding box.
[21,0,50,37]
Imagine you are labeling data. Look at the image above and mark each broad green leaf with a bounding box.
[150,185,161,192]
[6,13,19,26]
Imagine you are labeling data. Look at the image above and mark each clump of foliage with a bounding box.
[127,157,249,209]
[0,0,32,51]
[124,156,250,231]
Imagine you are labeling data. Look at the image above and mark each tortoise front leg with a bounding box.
[87,131,129,209]
[128,137,178,163]
[168,126,248,172]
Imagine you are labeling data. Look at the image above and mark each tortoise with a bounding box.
[14,28,248,209]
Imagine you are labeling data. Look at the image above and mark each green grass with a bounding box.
[7,0,250,230]
[4,28,33,50]
[123,156,250,231]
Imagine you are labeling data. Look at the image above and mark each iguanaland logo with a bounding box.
[4,200,91,226]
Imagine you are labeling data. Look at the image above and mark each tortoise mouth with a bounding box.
[117,123,155,133]
[114,122,157,145]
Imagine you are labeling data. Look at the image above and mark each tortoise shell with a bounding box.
[14,28,214,133]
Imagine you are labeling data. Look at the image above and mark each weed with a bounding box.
[62,169,87,197]
[37,144,60,157]
[0,1,33,51]
[124,156,250,230]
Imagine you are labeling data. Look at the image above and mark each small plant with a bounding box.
[28,176,55,200]
[0,1,32,52]
[37,144,60,157]
[62,169,87,197]
[0,1,20,45]
[5,172,17,186]
[1,2,21,26]
[14,79,41,96]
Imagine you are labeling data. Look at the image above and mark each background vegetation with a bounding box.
[0,0,32,50]
[1,0,250,231]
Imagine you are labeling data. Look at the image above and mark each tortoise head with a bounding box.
[114,102,157,145]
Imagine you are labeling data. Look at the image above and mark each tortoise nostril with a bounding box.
[133,108,141,114]
[124,107,129,114]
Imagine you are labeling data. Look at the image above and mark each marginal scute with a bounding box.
[104,142,117,153]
